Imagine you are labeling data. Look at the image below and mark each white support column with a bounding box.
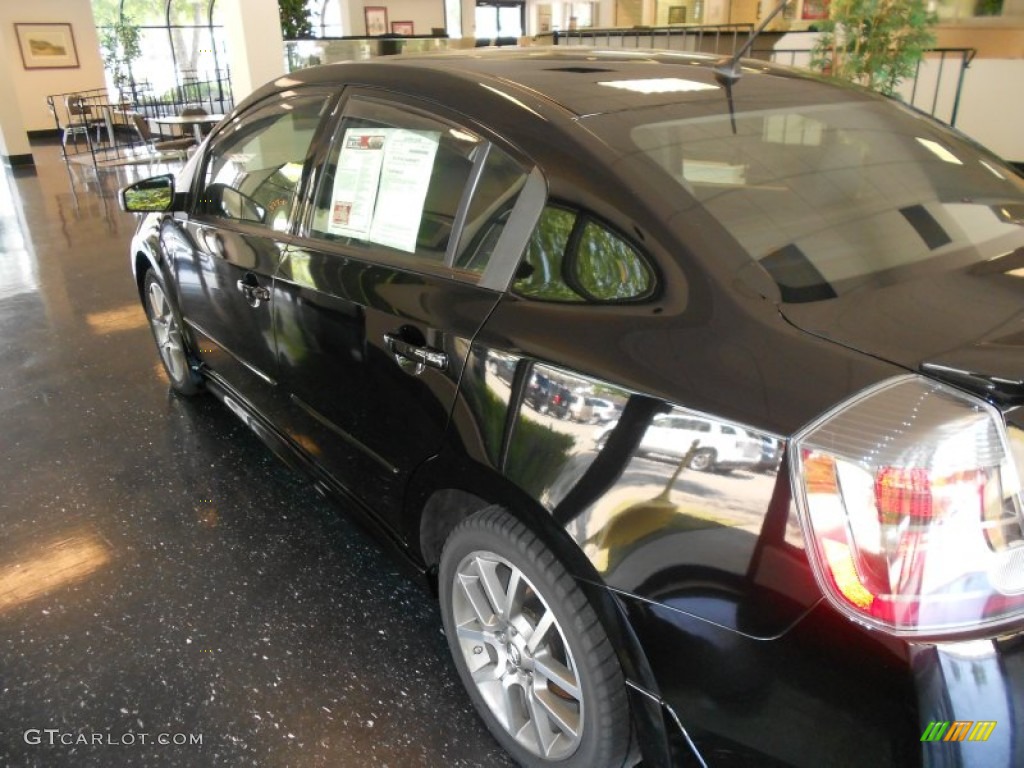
[221,0,286,105]
[0,56,32,167]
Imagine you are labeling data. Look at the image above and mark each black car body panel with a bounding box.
[126,48,1024,767]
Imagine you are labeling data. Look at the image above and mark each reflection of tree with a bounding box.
[553,396,665,526]
[513,207,580,302]
[575,222,652,301]
[513,208,653,302]
[463,362,575,491]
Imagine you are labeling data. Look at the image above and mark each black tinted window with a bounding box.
[627,100,1024,302]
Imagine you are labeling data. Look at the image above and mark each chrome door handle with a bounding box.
[236,278,270,308]
[383,333,448,373]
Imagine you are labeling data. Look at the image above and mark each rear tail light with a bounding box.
[791,375,1024,636]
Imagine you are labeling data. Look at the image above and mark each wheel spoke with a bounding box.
[455,624,489,645]
[532,687,581,741]
[472,660,501,685]
[533,653,581,701]
[503,568,523,622]
[477,558,509,619]
[458,572,497,628]
[526,690,557,756]
[526,608,555,654]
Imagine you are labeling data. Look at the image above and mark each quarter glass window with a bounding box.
[513,206,654,302]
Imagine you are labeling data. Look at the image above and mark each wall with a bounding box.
[0,0,107,133]
[344,0,446,37]
[935,22,1024,57]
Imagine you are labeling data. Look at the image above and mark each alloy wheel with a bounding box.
[147,280,188,385]
[451,551,583,760]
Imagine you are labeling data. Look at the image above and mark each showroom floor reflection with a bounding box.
[0,143,513,767]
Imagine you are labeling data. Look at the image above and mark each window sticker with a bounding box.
[326,127,440,253]
[326,129,387,239]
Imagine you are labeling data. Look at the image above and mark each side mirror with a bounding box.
[120,175,175,213]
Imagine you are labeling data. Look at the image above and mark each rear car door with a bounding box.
[273,92,536,527]
[174,91,334,412]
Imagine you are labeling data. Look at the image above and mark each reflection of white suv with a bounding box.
[589,398,618,423]
[597,412,762,471]
[568,395,618,423]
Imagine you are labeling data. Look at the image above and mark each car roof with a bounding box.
[264,47,812,119]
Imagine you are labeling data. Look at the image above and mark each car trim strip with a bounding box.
[289,393,401,476]
[478,167,547,292]
[183,318,276,387]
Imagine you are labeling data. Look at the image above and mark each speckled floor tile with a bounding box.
[0,143,513,768]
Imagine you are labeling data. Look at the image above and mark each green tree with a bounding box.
[279,0,313,38]
[100,14,142,94]
[810,0,937,96]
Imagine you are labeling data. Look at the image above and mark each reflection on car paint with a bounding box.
[466,353,814,639]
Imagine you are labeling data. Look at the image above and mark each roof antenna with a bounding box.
[713,0,791,86]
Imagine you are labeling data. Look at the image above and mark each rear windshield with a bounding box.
[625,97,1024,302]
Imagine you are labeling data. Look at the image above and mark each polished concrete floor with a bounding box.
[0,144,514,767]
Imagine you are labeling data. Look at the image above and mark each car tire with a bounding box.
[143,270,202,396]
[439,506,631,768]
[687,448,716,472]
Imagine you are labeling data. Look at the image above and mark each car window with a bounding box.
[310,96,526,278]
[513,205,654,303]
[197,95,327,231]
[624,100,1024,302]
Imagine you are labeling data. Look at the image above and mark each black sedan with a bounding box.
[121,48,1024,767]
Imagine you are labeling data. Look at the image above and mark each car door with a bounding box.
[273,92,536,528]
[173,90,335,413]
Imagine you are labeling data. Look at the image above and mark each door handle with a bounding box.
[383,333,448,373]
[236,277,270,308]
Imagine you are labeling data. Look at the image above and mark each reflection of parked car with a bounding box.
[588,398,617,423]
[569,395,617,423]
[486,354,516,385]
[755,436,783,473]
[597,412,762,471]
[524,373,572,416]
[547,385,573,418]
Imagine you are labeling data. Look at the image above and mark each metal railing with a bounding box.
[546,25,975,129]
[543,24,756,57]
[132,69,234,120]
[47,70,234,173]
[755,46,976,127]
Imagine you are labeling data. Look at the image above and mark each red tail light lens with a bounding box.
[792,376,1024,636]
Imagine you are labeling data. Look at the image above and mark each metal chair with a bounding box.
[63,96,104,152]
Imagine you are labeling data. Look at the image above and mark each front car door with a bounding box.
[173,90,335,412]
[273,91,539,529]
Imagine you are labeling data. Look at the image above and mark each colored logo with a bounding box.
[921,721,997,742]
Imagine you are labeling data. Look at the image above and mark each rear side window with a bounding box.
[310,96,526,277]
[514,206,654,303]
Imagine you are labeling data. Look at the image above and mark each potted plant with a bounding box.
[810,0,937,96]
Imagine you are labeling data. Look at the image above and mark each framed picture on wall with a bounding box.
[14,23,80,70]
[667,6,687,23]
[391,21,415,35]
[364,6,388,36]
[801,0,829,19]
